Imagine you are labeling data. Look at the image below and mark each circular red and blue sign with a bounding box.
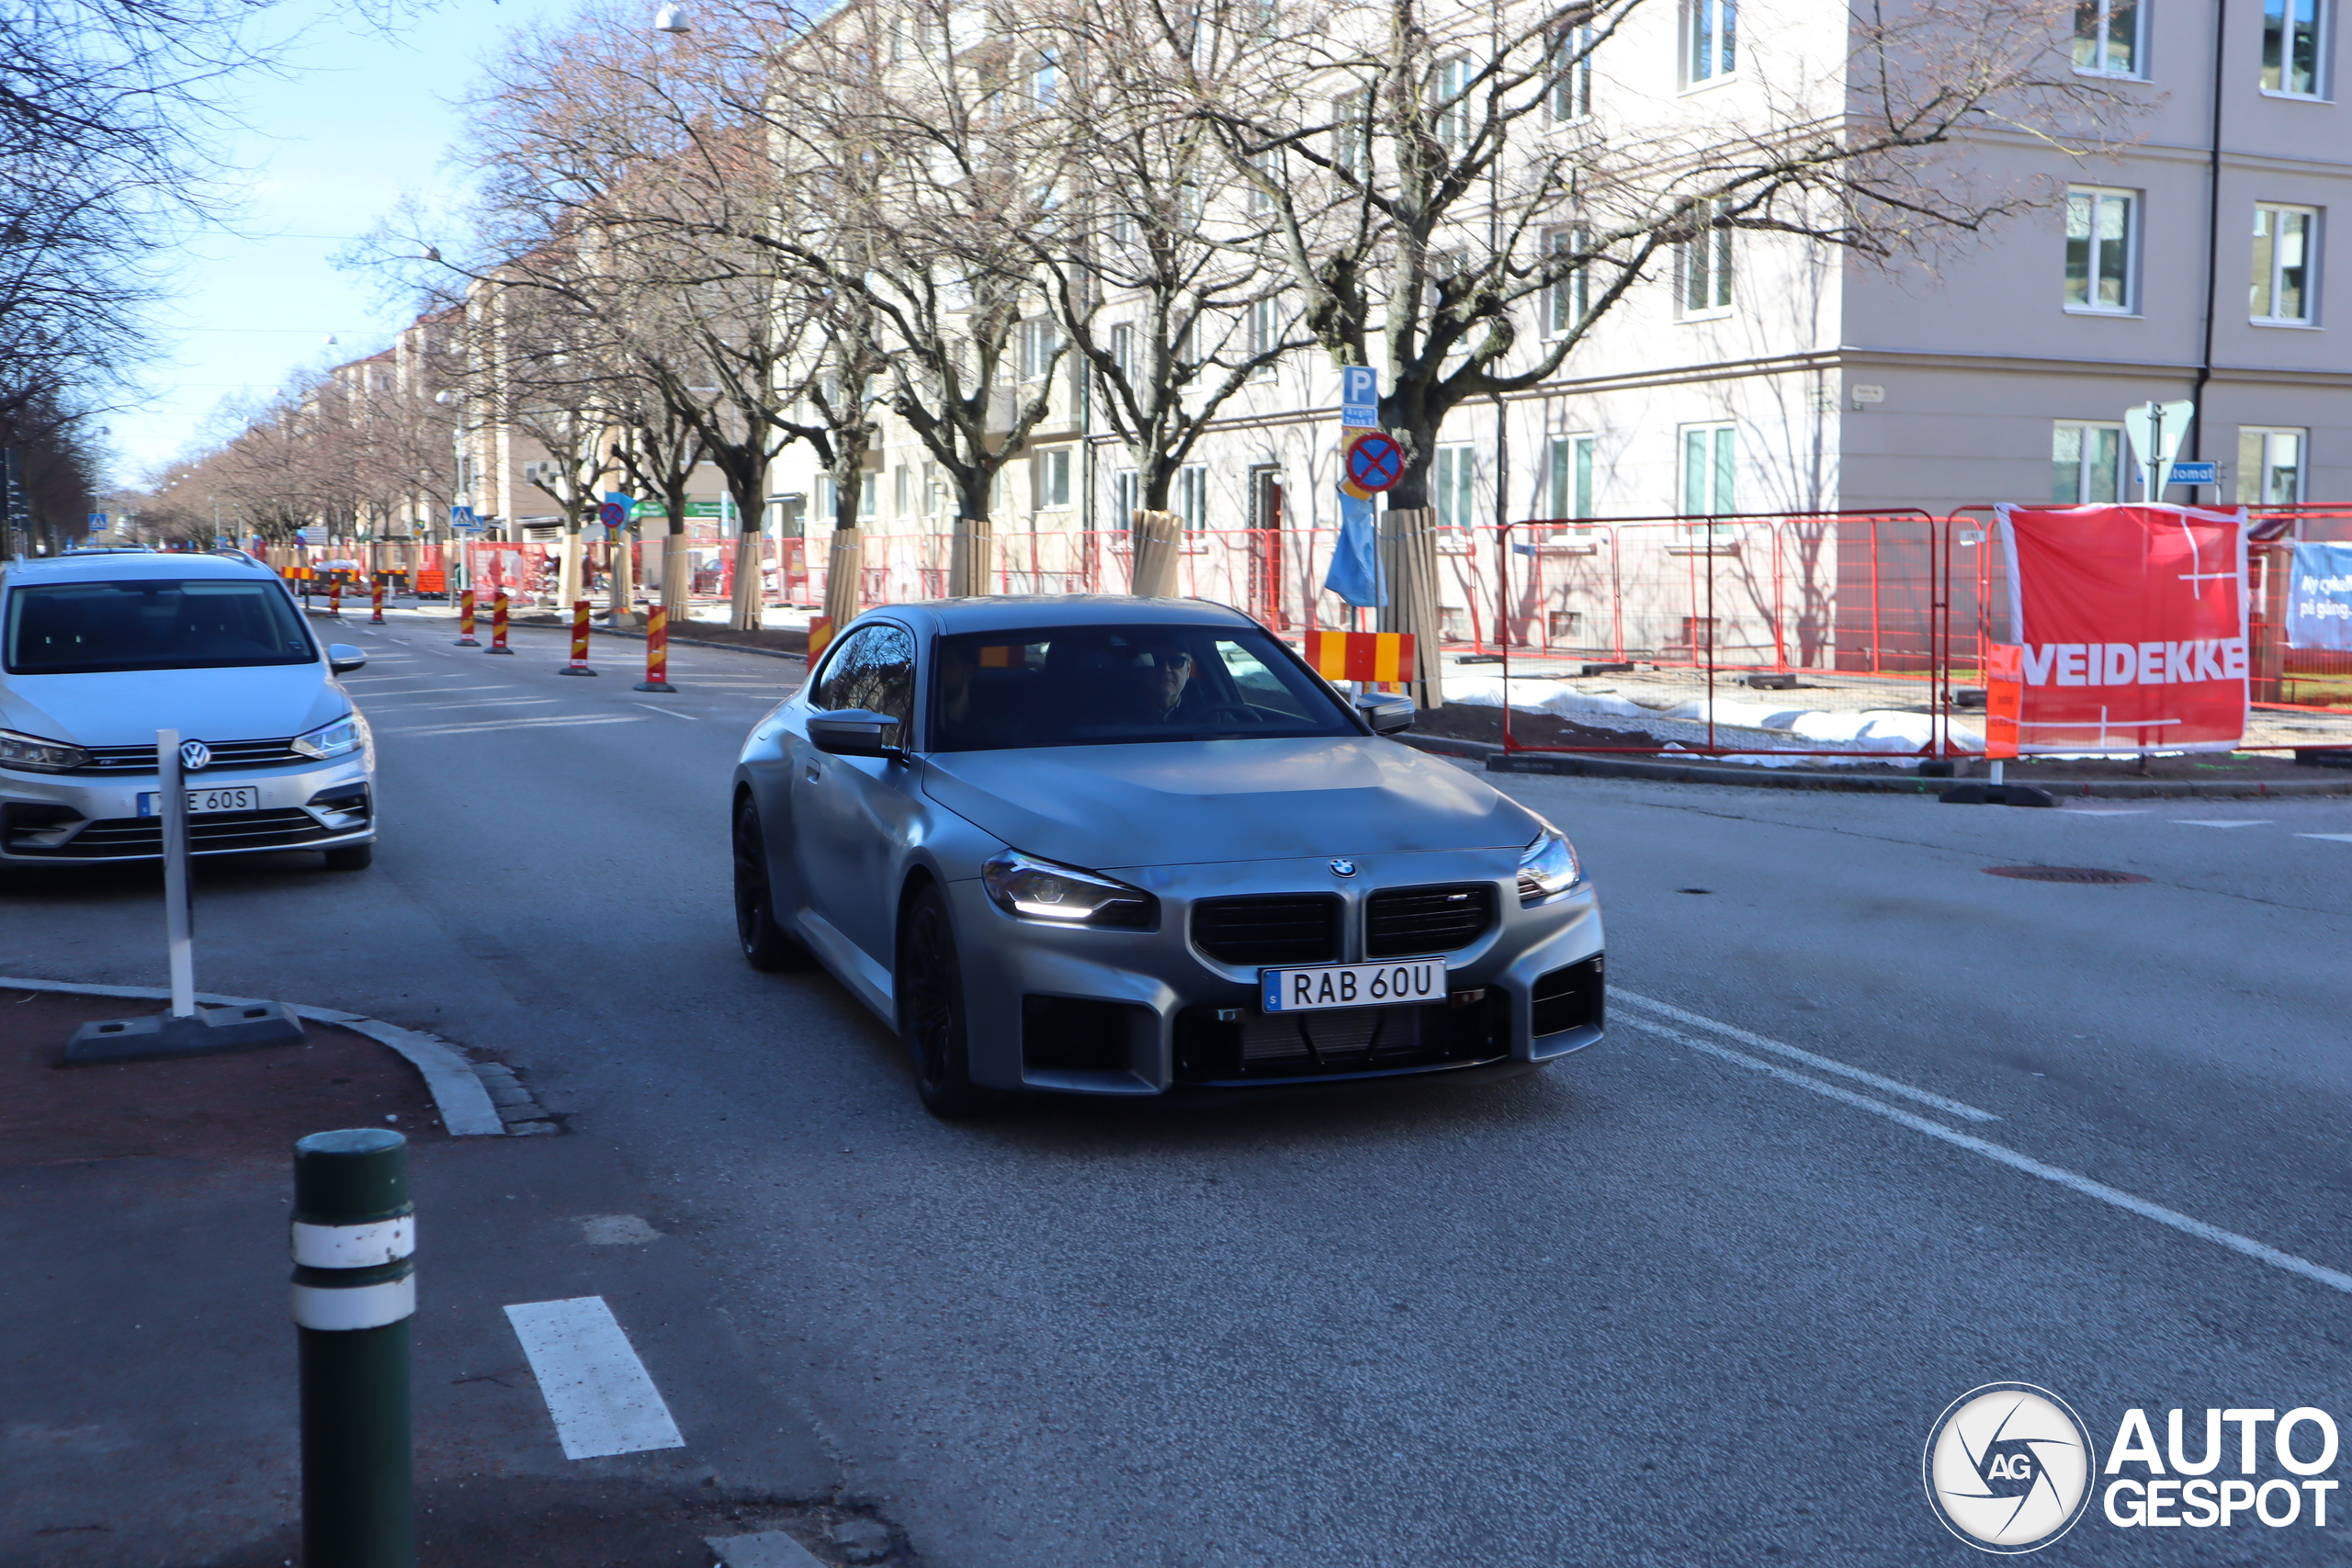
[1344,432,1404,493]
[596,500,630,529]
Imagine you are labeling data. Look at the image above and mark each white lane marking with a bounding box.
[1611,990,2001,1123]
[634,703,697,720]
[2064,808,2150,817]
[2172,819,2271,829]
[503,1296,686,1460]
[1661,1029,2352,1297]
[373,697,562,714]
[379,714,649,738]
[2296,833,2352,843]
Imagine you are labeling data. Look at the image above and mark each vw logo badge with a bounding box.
[179,739,212,772]
[1329,858,1357,878]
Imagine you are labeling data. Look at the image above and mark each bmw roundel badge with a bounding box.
[1329,858,1357,877]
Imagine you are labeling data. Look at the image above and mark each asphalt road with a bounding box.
[8,612,2351,1566]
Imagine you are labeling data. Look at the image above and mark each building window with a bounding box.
[1332,90,1371,178]
[2064,187,2136,312]
[860,472,878,518]
[1688,0,1736,84]
[2237,427,2306,502]
[893,464,910,516]
[1112,468,1138,528]
[1035,447,1072,509]
[1680,423,1736,515]
[2251,205,2317,322]
[1433,55,1475,153]
[2073,0,2142,74]
[816,475,835,520]
[1676,202,1734,317]
[1245,151,1274,213]
[1551,26,1593,120]
[1109,209,1137,252]
[1247,296,1281,375]
[2052,422,2126,502]
[1544,227,1590,336]
[1020,319,1060,380]
[1434,444,1476,530]
[1030,49,1057,106]
[1176,464,1209,530]
[1108,322,1136,384]
[2262,0,2324,95]
[1547,434,1596,521]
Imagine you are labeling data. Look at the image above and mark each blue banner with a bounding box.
[1323,491,1386,608]
[2287,542,2352,650]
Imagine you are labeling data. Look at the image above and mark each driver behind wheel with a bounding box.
[1123,643,1199,722]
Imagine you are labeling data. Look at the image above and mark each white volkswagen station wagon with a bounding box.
[0,550,377,869]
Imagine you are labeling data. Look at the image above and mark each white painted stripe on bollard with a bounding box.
[291,1215,414,1268]
[503,1296,686,1460]
[291,1276,416,1331]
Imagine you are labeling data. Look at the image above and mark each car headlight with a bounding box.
[290,714,364,760]
[0,728,91,773]
[981,849,1156,929]
[1517,828,1580,904]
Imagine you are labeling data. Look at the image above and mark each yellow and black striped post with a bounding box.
[292,1129,414,1568]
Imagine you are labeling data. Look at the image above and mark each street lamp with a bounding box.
[652,3,689,30]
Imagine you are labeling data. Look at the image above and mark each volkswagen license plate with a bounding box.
[1261,959,1445,1014]
[138,786,261,817]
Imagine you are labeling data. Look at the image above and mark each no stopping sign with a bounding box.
[1344,432,1404,493]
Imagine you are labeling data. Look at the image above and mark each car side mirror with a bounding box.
[808,708,903,759]
[327,644,368,675]
[1354,692,1415,734]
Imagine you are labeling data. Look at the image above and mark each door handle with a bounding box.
[803,761,821,782]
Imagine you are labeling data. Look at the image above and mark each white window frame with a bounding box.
[1112,468,1139,529]
[2064,186,2139,314]
[1433,55,1475,153]
[1434,443,1477,531]
[2237,426,2308,503]
[1020,319,1060,381]
[1544,226,1591,337]
[1034,447,1072,510]
[2052,421,2127,503]
[1679,423,1736,520]
[2251,203,2320,324]
[1031,49,1057,106]
[1176,464,1209,530]
[1550,25,1594,121]
[1674,203,1734,319]
[1686,0,1736,86]
[1331,89,1372,179]
[1547,434,1597,524]
[2262,0,2328,97]
[892,464,910,517]
[2073,0,2144,76]
[860,472,878,519]
[1109,322,1136,383]
[1247,295,1281,377]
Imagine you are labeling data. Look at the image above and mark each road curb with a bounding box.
[1402,733,2352,797]
[0,976,515,1136]
[586,621,808,663]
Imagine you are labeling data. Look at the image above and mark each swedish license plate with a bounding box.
[138,786,261,817]
[1261,959,1446,1014]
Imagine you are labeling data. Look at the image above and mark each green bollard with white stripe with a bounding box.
[292,1129,415,1568]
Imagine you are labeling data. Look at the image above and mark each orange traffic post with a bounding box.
[486,592,514,654]
[558,599,596,677]
[327,580,342,619]
[369,580,385,625]
[455,589,480,647]
[807,616,835,662]
[633,605,675,693]
[1302,628,1416,686]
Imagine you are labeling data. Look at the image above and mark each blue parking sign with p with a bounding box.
[1340,366,1379,430]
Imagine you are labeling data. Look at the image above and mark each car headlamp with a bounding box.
[1517,827,1580,904]
[0,728,92,773]
[290,713,364,760]
[981,849,1156,930]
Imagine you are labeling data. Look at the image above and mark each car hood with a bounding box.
[922,736,1537,869]
[0,665,346,747]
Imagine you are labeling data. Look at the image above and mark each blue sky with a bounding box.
[113,0,579,480]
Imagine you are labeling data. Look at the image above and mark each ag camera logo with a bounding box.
[1924,1383,2097,1553]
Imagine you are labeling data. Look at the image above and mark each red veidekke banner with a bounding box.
[1991,504,2249,754]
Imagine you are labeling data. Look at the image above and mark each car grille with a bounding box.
[1173,992,1510,1085]
[17,808,334,859]
[71,737,304,773]
[1190,894,1341,965]
[1365,883,1496,957]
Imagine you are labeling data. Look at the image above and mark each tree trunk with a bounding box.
[948,515,993,597]
[607,529,636,625]
[662,524,691,621]
[1378,507,1445,709]
[822,525,862,628]
[727,523,763,630]
[559,527,583,610]
[1129,509,1182,597]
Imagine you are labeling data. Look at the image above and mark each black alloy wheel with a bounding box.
[897,885,999,1119]
[732,795,800,970]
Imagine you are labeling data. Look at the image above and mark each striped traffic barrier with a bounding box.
[633,605,676,693]
[369,581,385,625]
[455,590,480,648]
[558,599,596,676]
[327,581,343,619]
[808,616,836,661]
[1302,627,1416,685]
[291,1127,414,1568]
[486,592,514,655]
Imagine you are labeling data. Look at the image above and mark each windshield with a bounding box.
[929,624,1360,751]
[5,579,320,675]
